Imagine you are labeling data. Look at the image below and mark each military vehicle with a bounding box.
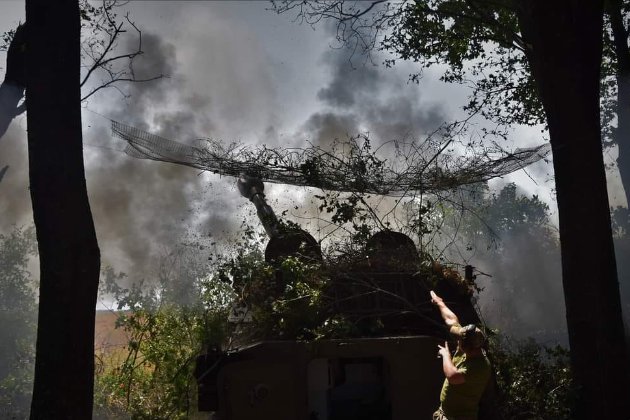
[195,175,483,420]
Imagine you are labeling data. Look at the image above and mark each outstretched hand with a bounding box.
[430,290,460,327]
[437,341,450,359]
[430,290,444,306]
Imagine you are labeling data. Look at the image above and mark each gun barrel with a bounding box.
[237,173,281,238]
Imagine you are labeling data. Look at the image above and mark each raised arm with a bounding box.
[430,290,460,327]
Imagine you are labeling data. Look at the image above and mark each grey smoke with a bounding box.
[313,48,447,143]
[472,232,566,344]
[430,183,567,344]
[300,112,361,148]
[317,51,385,108]
[83,30,244,285]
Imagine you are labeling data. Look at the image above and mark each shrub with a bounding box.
[489,335,574,419]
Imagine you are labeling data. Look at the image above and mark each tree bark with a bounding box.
[607,0,630,208]
[517,1,630,418]
[26,1,101,419]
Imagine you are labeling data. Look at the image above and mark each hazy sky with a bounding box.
[1,1,625,337]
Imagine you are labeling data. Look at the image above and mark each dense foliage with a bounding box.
[0,226,37,419]
[94,254,234,419]
[490,336,574,420]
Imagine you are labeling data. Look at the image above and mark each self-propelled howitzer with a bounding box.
[194,176,491,420]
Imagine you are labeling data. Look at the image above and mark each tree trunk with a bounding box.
[517,1,630,418]
[26,1,101,419]
[607,0,630,208]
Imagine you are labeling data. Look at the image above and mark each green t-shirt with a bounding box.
[439,350,491,419]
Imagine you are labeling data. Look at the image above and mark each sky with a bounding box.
[1,1,626,340]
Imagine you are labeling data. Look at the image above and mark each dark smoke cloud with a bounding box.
[279,42,449,230]
[301,112,361,148]
[83,31,241,282]
[317,51,385,108]
[280,32,451,221]
[313,48,447,143]
[1,5,291,294]
[277,30,452,237]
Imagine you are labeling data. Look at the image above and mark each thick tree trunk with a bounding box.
[26,1,101,419]
[517,1,630,418]
[607,0,630,208]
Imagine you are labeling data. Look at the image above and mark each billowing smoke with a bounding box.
[431,182,567,344]
[0,4,301,304]
[81,16,284,286]
[473,230,566,344]
[301,47,446,146]
[272,39,451,240]
[82,33,221,283]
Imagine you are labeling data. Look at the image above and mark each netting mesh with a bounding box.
[112,120,551,196]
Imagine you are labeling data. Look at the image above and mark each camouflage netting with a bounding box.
[112,120,551,196]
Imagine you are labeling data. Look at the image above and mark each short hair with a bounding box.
[450,324,486,349]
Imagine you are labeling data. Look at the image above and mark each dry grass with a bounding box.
[95,310,130,358]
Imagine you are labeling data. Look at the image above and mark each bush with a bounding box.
[94,255,234,419]
[489,335,574,419]
[0,226,37,419]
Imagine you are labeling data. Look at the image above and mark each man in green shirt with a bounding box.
[430,290,491,420]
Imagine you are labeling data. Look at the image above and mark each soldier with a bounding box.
[430,290,491,420]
